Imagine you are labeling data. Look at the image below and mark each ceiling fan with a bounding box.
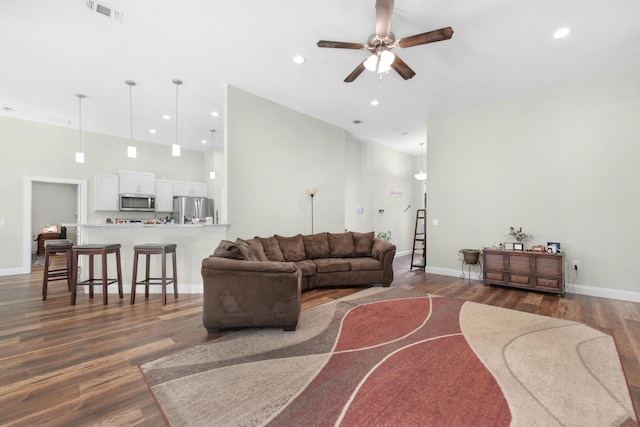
[317,0,454,82]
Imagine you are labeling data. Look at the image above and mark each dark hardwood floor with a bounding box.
[1,255,639,426]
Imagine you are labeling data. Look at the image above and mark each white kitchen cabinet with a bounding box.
[173,180,208,197]
[94,173,119,211]
[119,170,156,195]
[155,179,174,212]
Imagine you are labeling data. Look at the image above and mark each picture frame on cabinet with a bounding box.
[504,242,514,250]
[513,243,524,251]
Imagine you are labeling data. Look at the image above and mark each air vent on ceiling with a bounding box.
[86,1,123,22]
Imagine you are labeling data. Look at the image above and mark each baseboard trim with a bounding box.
[425,266,640,303]
[0,267,29,277]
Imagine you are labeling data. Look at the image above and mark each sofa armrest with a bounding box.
[201,256,301,333]
[372,239,396,261]
[202,256,298,273]
[372,239,396,285]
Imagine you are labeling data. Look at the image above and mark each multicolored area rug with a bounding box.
[140,288,638,426]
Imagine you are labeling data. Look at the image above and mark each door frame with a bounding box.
[23,176,87,274]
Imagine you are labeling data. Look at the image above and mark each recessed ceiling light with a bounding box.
[201,139,208,144]
[149,129,157,134]
[371,100,379,106]
[553,28,571,39]
[211,111,219,117]
[162,114,171,120]
[293,55,305,64]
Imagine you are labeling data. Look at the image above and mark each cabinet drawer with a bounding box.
[509,274,532,286]
[535,277,562,292]
[485,271,505,282]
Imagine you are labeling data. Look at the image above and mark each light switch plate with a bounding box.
[0,219,6,226]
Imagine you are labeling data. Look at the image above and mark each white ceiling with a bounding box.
[1,0,639,156]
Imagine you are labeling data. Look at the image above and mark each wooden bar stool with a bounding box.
[42,239,73,301]
[131,244,178,305]
[71,243,123,305]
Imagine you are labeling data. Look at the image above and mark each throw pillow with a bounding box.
[303,232,330,259]
[327,232,355,258]
[242,238,269,262]
[234,239,259,261]
[352,231,375,257]
[256,236,285,262]
[212,240,245,260]
[275,234,306,262]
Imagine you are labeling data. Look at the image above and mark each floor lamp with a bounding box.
[306,188,317,234]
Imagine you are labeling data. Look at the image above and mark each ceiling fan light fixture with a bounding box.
[364,54,378,72]
[378,49,395,72]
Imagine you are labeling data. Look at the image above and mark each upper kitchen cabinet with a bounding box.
[119,170,155,195]
[173,180,207,197]
[155,179,174,212]
[94,173,119,211]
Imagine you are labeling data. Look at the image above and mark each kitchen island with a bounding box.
[75,223,229,296]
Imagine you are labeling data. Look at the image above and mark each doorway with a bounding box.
[23,176,87,274]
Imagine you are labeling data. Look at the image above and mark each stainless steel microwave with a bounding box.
[119,194,156,211]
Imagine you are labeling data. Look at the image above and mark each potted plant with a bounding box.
[509,226,532,243]
[376,231,392,242]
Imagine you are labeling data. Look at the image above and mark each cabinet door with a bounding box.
[191,182,208,197]
[173,181,192,197]
[155,179,174,212]
[95,173,119,211]
[137,172,156,194]
[119,171,139,194]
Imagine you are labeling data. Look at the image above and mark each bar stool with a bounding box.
[42,239,73,301]
[131,244,178,305]
[71,243,123,305]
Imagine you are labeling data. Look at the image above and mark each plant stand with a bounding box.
[460,249,481,285]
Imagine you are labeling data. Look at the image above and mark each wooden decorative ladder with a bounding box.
[411,209,426,270]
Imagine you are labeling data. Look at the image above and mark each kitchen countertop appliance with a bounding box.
[172,196,214,225]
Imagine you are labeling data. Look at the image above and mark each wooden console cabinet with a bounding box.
[483,249,564,295]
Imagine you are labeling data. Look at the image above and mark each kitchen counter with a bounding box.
[71,223,230,295]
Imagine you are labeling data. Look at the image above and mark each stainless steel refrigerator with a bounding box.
[171,196,214,224]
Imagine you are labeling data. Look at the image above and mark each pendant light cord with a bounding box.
[129,83,133,141]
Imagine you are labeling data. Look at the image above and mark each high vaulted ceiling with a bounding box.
[1,0,639,156]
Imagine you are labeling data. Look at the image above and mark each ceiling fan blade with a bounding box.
[317,40,366,50]
[391,54,416,80]
[375,0,394,38]
[344,62,366,83]
[398,26,454,48]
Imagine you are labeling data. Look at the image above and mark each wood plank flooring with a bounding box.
[1,255,638,425]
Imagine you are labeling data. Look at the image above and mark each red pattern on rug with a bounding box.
[268,296,511,426]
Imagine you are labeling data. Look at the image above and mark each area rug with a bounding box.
[140,287,638,426]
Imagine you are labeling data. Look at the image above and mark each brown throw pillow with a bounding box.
[303,233,330,259]
[256,236,285,262]
[234,239,258,261]
[327,232,355,258]
[275,234,306,262]
[212,240,245,260]
[352,231,375,257]
[242,238,269,262]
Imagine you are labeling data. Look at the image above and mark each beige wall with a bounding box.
[224,85,347,240]
[427,65,640,297]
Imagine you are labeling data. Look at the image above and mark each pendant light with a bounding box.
[414,142,427,181]
[172,79,182,157]
[125,80,137,158]
[75,93,86,163]
[209,129,216,180]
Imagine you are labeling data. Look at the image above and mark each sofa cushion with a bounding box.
[275,234,306,262]
[327,232,355,258]
[241,238,269,262]
[295,260,317,277]
[352,231,375,257]
[256,236,285,262]
[314,258,351,273]
[213,240,252,260]
[350,257,383,271]
[303,232,330,259]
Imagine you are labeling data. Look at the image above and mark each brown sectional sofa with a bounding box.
[201,231,396,333]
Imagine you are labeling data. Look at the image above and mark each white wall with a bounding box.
[344,137,423,252]
[427,64,640,296]
[224,85,347,240]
